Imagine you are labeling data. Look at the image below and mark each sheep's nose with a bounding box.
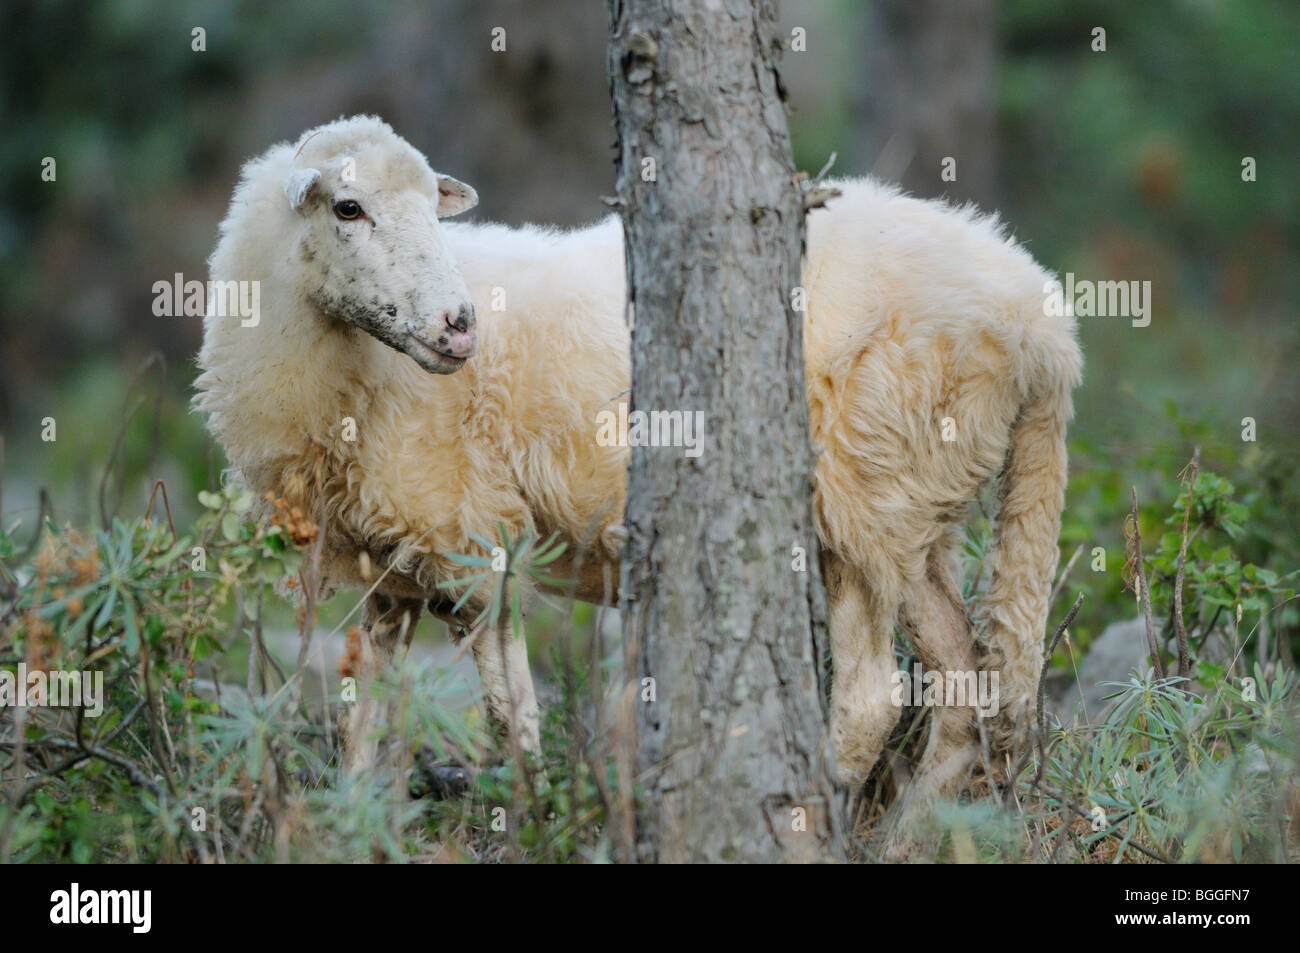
[446,303,474,334]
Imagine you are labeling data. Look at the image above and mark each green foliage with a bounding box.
[4,424,1297,864]
[1060,398,1299,660]
[436,524,570,631]
[0,486,317,862]
[1148,469,1296,625]
[1034,664,1296,863]
[1047,462,1299,863]
[0,487,626,863]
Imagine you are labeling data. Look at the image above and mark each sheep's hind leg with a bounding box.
[339,593,422,781]
[885,546,981,860]
[825,556,903,790]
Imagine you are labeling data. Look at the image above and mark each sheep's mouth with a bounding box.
[402,331,471,374]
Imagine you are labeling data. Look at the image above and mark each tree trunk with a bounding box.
[855,0,998,206]
[608,0,845,863]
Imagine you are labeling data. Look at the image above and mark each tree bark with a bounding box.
[608,0,845,863]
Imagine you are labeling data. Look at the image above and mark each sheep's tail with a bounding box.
[981,333,1081,753]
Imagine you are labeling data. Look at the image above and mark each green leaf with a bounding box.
[95,586,118,631]
[158,538,190,565]
[123,602,139,655]
[529,540,569,567]
[449,574,490,615]
[221,512,240,542]
[468,532,498,553]
[145,613,165,646]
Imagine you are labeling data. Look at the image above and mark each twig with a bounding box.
[13,489,54,564]
[796,152,842,211]
[142,480,179,544]
[1026,778,1173,864]
[1028,593,1085,798]
[21,733,209,862]
[98,352,166,531]
[1173,452,1200,678]
[4,697,147,782]
[1127,487,1165,679]
[1048,544,1084,612]
[141,648,179,800]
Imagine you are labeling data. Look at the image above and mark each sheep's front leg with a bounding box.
[340,592,422,778]
[469,622,541,756]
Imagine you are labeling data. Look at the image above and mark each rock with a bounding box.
[1050,617,1156,724]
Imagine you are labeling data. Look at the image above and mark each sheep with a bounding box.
[195,115,1082,809]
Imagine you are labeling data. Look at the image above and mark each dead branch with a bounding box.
[1126,487,1165,679]
[1173,452,1200,678]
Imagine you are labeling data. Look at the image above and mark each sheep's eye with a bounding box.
[334,200,363,220]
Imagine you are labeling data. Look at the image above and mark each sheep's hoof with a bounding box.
[409,760,476,799]
[880,832,922,863]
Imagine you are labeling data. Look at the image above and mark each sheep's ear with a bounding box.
[286,168,322,211]
[436,175,478,217]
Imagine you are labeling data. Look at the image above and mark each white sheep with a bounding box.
[195,116,1082,807]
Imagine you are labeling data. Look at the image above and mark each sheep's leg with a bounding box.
[470,621,542,755]
[886,546,981,859]
[824,556,902,789]
[339,593,422,779]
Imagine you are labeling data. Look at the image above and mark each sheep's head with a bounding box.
[285,152,479,374]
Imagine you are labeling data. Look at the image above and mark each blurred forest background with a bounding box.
[1,0,1297,650]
